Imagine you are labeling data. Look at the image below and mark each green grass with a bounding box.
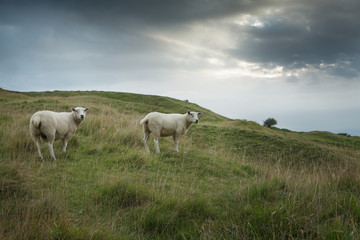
[1,88,360,239]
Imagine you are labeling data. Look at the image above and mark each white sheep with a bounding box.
[140,111,202,153]
[29,107,90,160]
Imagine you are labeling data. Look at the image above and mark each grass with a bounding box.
[1,88,360,239]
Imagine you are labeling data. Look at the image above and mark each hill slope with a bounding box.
[1,88,360,239]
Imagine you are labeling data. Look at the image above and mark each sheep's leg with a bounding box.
[48,141,56,160]
[153,135,161,154]
[143,131,150,153]
[173,135,179,152]
[35,137,44,161]
[62,139,68,153]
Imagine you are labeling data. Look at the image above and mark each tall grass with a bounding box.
[1,89,360,239]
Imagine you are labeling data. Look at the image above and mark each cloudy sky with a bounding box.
[1,0,360,135]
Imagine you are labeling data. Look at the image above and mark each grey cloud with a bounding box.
[326,61,360,79]
[51,0,273,24]
[1,0,360,82]
[229,0,360,77]
[1,0,279,28]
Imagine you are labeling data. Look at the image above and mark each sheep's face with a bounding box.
[187,111,202,124]
[72,107,90,121]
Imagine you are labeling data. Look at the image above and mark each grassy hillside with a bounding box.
[1,88,360,239]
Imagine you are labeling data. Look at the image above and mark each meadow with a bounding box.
[1,88,360,239]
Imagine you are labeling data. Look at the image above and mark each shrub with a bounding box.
[263,118,277,128]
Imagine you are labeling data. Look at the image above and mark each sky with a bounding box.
[1,0,360,135]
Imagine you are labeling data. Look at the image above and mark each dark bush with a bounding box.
[263,118,277,128]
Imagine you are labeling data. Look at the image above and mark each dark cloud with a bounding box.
[230,0,360,76]
[0,0,192,83]
[1,0,271,26]
[3,0,359,73]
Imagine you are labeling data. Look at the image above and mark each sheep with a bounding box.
[140,111,202,153]
[29,107,90,161]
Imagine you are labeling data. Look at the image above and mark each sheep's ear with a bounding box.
[71,108,76,112]
[198,112,203,116]
[85,107,90,112]
[187,110,191,115]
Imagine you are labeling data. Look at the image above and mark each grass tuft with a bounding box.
[95,181,152,209]
[140,198,213,239]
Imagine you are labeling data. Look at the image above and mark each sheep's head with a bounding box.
[72,107,90,121]
[187,110,202,124]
